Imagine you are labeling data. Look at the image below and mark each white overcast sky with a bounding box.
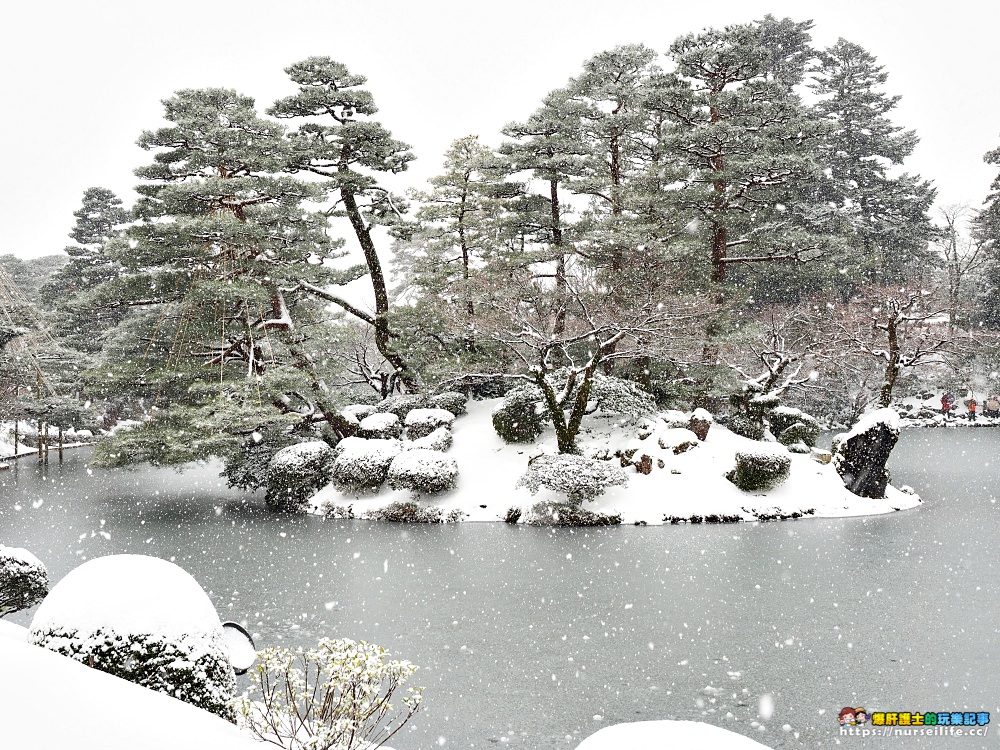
[4,0,998,259]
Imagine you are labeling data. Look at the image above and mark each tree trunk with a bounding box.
[340,186,419,392]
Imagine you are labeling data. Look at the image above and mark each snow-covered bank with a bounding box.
[311,398,919,524]
[0,628,260,750]
[575,720,770,749]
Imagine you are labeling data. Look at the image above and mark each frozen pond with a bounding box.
[1,428,998,749]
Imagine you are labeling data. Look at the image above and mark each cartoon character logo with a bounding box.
[839,707,856,726]
[855,708,868,725]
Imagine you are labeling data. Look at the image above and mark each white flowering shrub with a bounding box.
[403,408,455,439]
[0,545,48,617]
[387,449,458,494]
[236,638,423,750]
[728,447,791,492]
[331,438,402,490]
[430,391,468,416]
[358,413,403,440]
[266,441,335,513]
[517,454,628,504]
[406,426,453,452]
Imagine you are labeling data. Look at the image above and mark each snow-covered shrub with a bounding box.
[331,437,402,490]
[386,449,458,494]
[406,426,453,452]
[265,440,335,513]
[363,501,463,523]
[727,413,765,441]
[404,408,455,439]
[0,545,48,617]
[430,391,468,416]
[357,412,403,439]
[29,555,236,720]
[659,410,690,429]
[236,637,422,750]
[728,446,791,492]
[492,386,545,443]
[517,454,628,504]
[374,393,432,420]
[768,406,821,447]
[657,428,700,454]
[584,373,656,417]
[525,501,623,526]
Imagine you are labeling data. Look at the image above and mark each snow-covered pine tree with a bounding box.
[89,87,349,468]
[269,58,419,395]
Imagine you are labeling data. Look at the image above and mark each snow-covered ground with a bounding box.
[312,398,919,524]
[0,622,260,750]
[575,719,771,749]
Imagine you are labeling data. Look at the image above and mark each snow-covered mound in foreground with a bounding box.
[0,636,259,750]
[29,554,236,719]
[575,720,770,749]
[312,398,920,524]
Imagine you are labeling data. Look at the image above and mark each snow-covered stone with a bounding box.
[387,449,459,494]
[358,412,403,439]
[331,437,403,490]
[832,408,900,498]
[657,427,700,454]
[29,555,236,719]
[404,408,455,439]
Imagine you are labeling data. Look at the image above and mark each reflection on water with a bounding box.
[1,430,998,749]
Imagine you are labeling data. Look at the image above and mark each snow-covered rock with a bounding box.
[331,437,403,490]
[832,408,900,498]
[404,408,455,439]
[29,555,236,720]
[657,428,700,454]
[387,449,459,494]
[575,720,770,749]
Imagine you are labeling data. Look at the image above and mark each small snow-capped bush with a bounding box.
[525,501,623,526]
[363,501,464,523]
[406,426,453,452]
[517,454,628,504]
[266,440,335,513]
[387,449,459,494]
[659,409,690,428]
[728,446,791,492]
[492,386,545,443]
[430,391,468,416]
[29,555,236,720]
[237,638,423,750]
[375,393,432,420]
[769,406,821,447]
[404,408,455,439]
[331,437,402,490]
[727,413,765,441]
[358,412,403,439]
[0,545,48,617]
[585,373,655,417]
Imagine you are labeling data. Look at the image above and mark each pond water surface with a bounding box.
[1,428,998,749]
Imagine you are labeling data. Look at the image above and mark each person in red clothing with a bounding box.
[941,392,955,419]
[968,396,978,422]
